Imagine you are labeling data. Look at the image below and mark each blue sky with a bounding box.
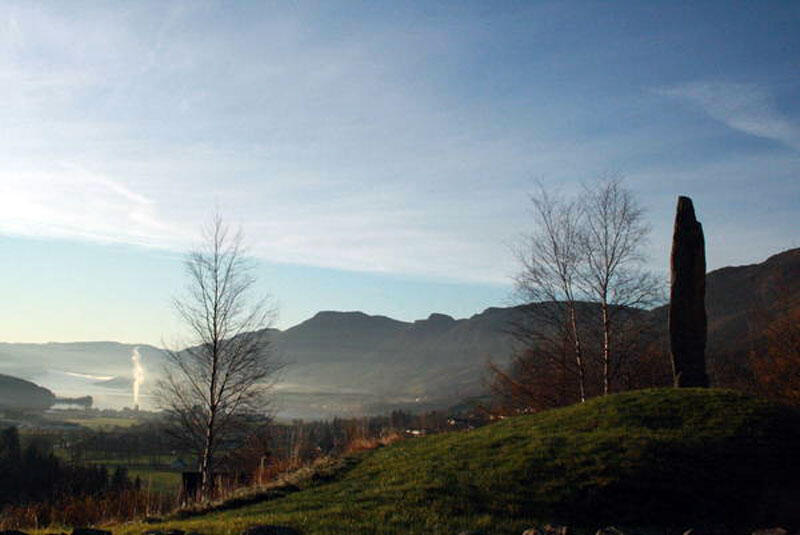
[0,1,798,344]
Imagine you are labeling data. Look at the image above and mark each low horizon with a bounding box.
[1,241,795,347]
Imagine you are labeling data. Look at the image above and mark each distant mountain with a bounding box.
[270,247,800,413]
[705,247,800,351]
[0,248,796,417]
[0,374,55,410]
[270,307,518,408]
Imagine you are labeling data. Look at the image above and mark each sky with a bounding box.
[0,1,798,345]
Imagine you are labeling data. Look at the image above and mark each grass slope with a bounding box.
[117,389,800,535]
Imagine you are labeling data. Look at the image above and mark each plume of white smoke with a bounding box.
[131,347,145,407]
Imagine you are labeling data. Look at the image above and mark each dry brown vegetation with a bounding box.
[750,302,800,406]
[0,420,412,530]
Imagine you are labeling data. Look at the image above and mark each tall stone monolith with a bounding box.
[669,196,709,387]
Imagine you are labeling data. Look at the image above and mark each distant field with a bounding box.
[77,453,190,495]
[84,454,183,466]
[64,417,141,430]
[84,458,184,494]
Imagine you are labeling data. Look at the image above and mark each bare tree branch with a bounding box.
[491,176,665,412]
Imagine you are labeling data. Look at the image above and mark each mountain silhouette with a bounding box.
[0,248,796,417]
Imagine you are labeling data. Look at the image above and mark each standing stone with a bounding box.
[669,196,709,387]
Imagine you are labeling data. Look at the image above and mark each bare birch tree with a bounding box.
[492,176,663,412]
[512,183,588,403]
[578,176,662,394]
[157,215,281,498]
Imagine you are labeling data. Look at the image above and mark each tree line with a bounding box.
[0,426,135,506]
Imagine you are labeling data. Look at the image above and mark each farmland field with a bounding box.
[64,417,142,430]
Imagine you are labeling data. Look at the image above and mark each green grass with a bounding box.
[129,468,183,495]
[111,388,800,535]
[83,454,181,466]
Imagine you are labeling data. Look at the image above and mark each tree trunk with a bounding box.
[200,419,214,499]
[602,301,611,395]
[569,303,587,402]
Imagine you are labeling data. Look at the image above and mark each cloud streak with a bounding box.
[0,162,187,249]
[657,81,800,152]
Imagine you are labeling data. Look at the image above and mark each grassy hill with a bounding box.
[113,388,800,535]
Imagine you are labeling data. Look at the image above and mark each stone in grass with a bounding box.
[72,528,112,535]
[683,528,743,535]
[241,526,301,535]
[595,528,625,535]
[522,525,570,535]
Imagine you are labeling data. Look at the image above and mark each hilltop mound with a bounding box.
[128,389,800,534]
[0,373,55,410]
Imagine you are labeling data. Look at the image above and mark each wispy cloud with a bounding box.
[0,163,188,249]
[656,81,800,151]
[0,3,533,284]
[0,3,797,289]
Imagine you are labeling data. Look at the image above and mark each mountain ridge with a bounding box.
[0,247,797,417]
